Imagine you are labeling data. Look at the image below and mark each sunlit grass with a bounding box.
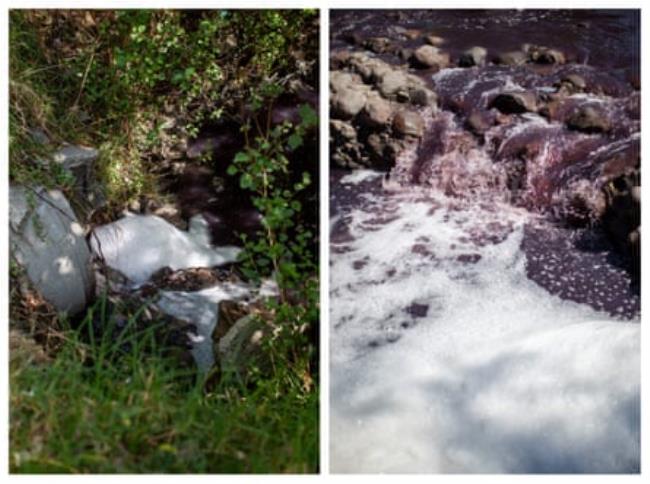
[10,298,318,473]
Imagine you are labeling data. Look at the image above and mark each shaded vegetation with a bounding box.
[10,9,319,474]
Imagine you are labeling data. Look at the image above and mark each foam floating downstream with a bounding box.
[329,173,639,473]
[90,213,241,286]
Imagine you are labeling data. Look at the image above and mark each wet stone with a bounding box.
[352,258,369,270]
[405,302,429,318]
[456,253,482,264]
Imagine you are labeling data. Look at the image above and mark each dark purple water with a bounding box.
[331,9,640,77]
[330,9,640,319]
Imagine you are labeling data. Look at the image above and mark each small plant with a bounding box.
[227,94,317,299]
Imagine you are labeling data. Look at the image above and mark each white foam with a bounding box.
[330,188,640,473]
[90,213,241,285]
[340,169,384,185]
[156,282,251,372]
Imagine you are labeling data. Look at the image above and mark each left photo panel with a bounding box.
[8,9,319,473]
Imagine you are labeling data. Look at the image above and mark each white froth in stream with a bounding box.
[330,174,640,473]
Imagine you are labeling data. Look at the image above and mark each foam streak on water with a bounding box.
[329,174,639,473]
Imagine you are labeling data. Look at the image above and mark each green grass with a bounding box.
[10,301,318,474]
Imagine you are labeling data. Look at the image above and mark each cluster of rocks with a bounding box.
[332,27,640,274]
[330,51,437,169]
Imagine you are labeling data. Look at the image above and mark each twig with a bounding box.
[72,48,96,110]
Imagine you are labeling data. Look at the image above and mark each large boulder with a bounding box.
[10,185,94,315]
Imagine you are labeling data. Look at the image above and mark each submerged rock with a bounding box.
[528,46,566,65]
[459,46,487,67]
[567,105,611,133]
[490,91,537,114]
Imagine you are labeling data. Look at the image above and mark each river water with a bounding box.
[329,10,640,473]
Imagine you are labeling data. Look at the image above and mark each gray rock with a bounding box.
[408,86,438,109]
[330,119,357,142]
[529,47,566,65]
[52,144,98,172]
[28,128,50,145]
[490,91,537,114]
[347,54,391,83]
[393,111,425,138]
[364,37,394,54]
[562,74,587,91]
[362,95,393,128]
[378,70,410,100]
[331,87,367,120]
[51,145,102,205]
[10,185,94,315]
[459,46,488,67]
[496,51,527,66]
[567,106,611,133]
[412,45,450,69]
[402,28,422,40]
[330,70,360,94]
[424,35,445,47]
[217,314,271,376]
[156,282,250,372]
[330,120,365,169]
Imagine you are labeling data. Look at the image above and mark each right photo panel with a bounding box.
[329,9,640,473]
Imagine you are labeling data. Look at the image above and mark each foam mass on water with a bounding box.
[90,213,241,286]
[329,173,639,473]
[90,213,246,371]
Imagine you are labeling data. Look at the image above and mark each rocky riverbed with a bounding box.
[329,10,640,473]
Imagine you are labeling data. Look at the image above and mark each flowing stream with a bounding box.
[330,9,640,473]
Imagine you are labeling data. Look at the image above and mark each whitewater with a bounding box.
[329,171,639,473]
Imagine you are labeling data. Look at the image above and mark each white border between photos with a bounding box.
[1,1,647,482]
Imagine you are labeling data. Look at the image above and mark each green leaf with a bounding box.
[240,173,253,189]
[287,133,303,150]
[184,67,196,79]
[298,104,318,127]
[233,152,250,163]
